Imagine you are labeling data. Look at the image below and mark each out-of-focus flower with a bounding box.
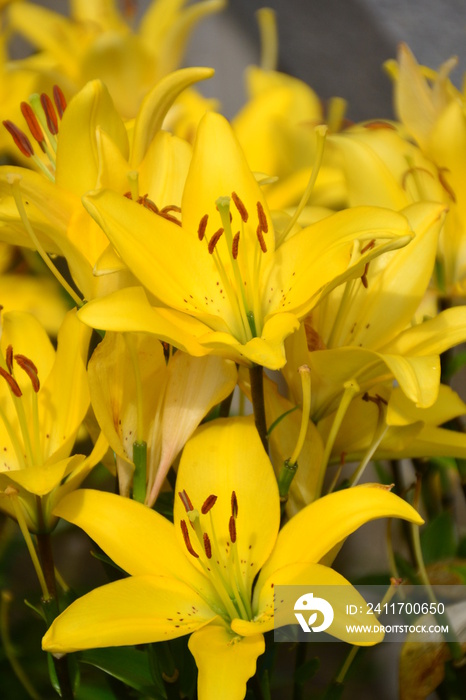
[42,417,422,699]
[87,330,237,503]
[0,308,106,532]
[6,0,225,118]
[78,111,414,369]
[385,44,466,296]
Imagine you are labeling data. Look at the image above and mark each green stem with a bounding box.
[132,440,147,504]
[249,364,268,453]
[36,531,74,700]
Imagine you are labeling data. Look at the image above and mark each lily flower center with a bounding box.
[3,86,67,182]
[194,192,269,342]
[0,343,44,471]
[178,488,254,624]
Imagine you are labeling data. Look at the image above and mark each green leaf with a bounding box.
[80,646,163,697]
[420,511,457,565]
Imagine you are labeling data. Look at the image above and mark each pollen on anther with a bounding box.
[180,519,199,558]
[198,214,208,241]
[256,227,267,253]
[0,367,22,397]
[53,85,67,119]
[203,532,212,559]
[14,354,40,392]
[20,102,44,144]
[208,227,224,254]
[229,515,237,543]
[40,93,58,135]
[3,120,34,157]
[5,345,13,374]
[257,201,268,233]
[231,191,249,222]
[201,494,217,514]
[232,231,240,260]
[231,491,238,517]
[178,489,194,512]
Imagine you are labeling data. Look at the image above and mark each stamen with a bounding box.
[256,227,267,253]
[161,205,182,215]
[198,214,208,241]
[203,532,212,559]
[5,345,13,374]
[20,102,44,145]
[138,194,159,213]
[52,85,67,119]
[231,491,238,518]
[229,515,237,543]
[201,494,217,514]
[178,489,194,513]
[438,167,456,202]
[208,228,224,254]
[14,354,40,392]
[360,239,375,254]
[361,262,370,288]
[40,94,58,135]
[0,367,22,397]
[232,231,240,260]
[180,519,199,558]
[2,121,34,157]
[256,201,268,233]
[231,192,248,222]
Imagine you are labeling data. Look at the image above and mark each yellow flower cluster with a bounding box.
[0,4,464,699]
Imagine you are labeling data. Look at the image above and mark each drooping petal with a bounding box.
[257,485,423,589]
[42,574,216,653]
[188,623,265,700]
[53,489,214,600]
[147,354,237,504]
[174,417,280,587]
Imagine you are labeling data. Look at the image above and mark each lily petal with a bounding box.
[257,485,423,589]
[42,574,215,653]
[189,623,265,700]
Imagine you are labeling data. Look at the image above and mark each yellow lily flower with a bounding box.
[87,330,237,503]
[42,417,422,699]
[78,111,414,369]
[0,308,107,532]
[385,44,466,296]
[283,202,454,417]
[320,384,466,463]
[7,0,225,118]
[0,68,212,301]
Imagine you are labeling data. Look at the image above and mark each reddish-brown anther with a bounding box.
[360,239,375,254]
[256,201,268,233]
[256,227,267,253]
[229,515,237,544]
[232,231,240,260]
[14,354,40,392]
[3,120,34,157]
[361,262,370,289]
[40,93,58,135]
[198,214,208,241]
[231,191,249,222]
[0,367,22,397]
[20,102,44,144]
[5,345,13,374]
[180,520,199,558]
[178,489,194,512]
[203,532,212,559]
[201,494,217,514]
[208,228,224,254]
[53,85,67,119]
[231,491,238,517]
